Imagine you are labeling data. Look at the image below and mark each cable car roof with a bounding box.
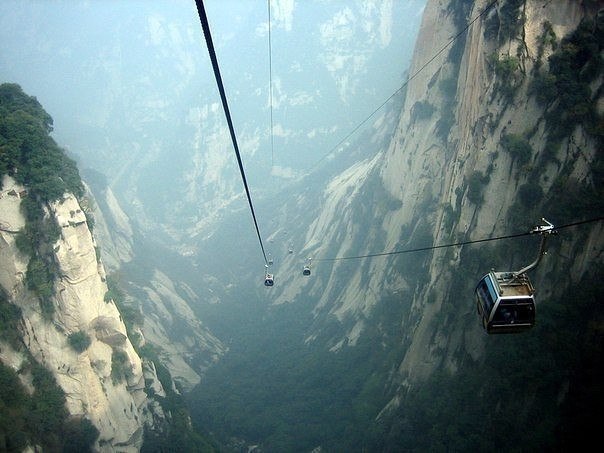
[489,271,535,298]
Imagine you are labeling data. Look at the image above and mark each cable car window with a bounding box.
[476,280,495,314]
[493,299,535,324]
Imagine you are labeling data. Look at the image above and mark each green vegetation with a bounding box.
[489,53,522,99]
[534,20,557,70]
[0,83,83,199]
[62,417,100,453]
[0,360,98,451]
[0,287,23,349]
[25,255,58,318]
[188,293,409,452]
[68,331,92,353]
[530,16,604,148]
[410,100,436,122]
[466,170,489,205]
[500,132,533,166]
[435,78,457,139]
[110,348,132,384]
[517,180,544,207]
[484,0,526,44]
[0,83,87,316]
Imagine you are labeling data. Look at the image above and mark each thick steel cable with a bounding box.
[194,0,268,264]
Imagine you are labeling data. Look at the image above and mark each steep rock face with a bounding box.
[134,268,226,391]
[384,0,603,384]
[90,182,227,391]
[0,175,151,452]
[88,185,134,271]
[269,0,602,380]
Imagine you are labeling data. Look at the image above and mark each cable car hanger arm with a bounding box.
[514,218,556,277]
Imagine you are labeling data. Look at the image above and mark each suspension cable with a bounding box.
[267,0,275,170]
[194,0,268,264]
[316,217,604,262]
[308,0,500,171]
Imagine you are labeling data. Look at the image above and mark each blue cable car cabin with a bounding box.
[475,271,536,334]
[303,265,311,276]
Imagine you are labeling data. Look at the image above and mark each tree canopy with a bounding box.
[0,83,83,199]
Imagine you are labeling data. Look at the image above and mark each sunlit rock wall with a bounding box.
[0,175,153,452]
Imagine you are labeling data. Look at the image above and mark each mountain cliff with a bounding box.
[0,174,150,451]
[0,84,222,451]
[86,177,227,392]
[272,0,603,374]
[193,0,603,450]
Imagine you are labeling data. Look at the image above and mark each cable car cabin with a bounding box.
[264,273,274,287]
[303,266,311,276]
[475,271,536,334]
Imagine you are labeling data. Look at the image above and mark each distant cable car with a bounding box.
[264,273,274,286]
[264,265,274,287]
[264,275,274,286]
[303,257,312,276]
[268,253,273,266]
[475,218,555,334]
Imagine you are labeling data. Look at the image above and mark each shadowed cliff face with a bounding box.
[376,0,603,385]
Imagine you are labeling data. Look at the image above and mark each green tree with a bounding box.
[62,417,99,453]
[111,348,131,384]
[466,171,489,205]
[68,331,92,353]
[1,83,87,317]
[501,133,533,166]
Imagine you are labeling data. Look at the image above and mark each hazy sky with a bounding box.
[0,0,426,234]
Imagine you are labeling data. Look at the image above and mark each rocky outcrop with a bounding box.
[135,268,226,391]
[0,175,156,452]
[91,182,227,392]
[89,185,134,270]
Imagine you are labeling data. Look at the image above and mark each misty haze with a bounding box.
[0,0,602,452]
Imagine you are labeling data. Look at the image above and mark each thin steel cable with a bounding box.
[309,0,500,171]
[268,0,275,170]
[195,0,268,264]
[316,217,604,262]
